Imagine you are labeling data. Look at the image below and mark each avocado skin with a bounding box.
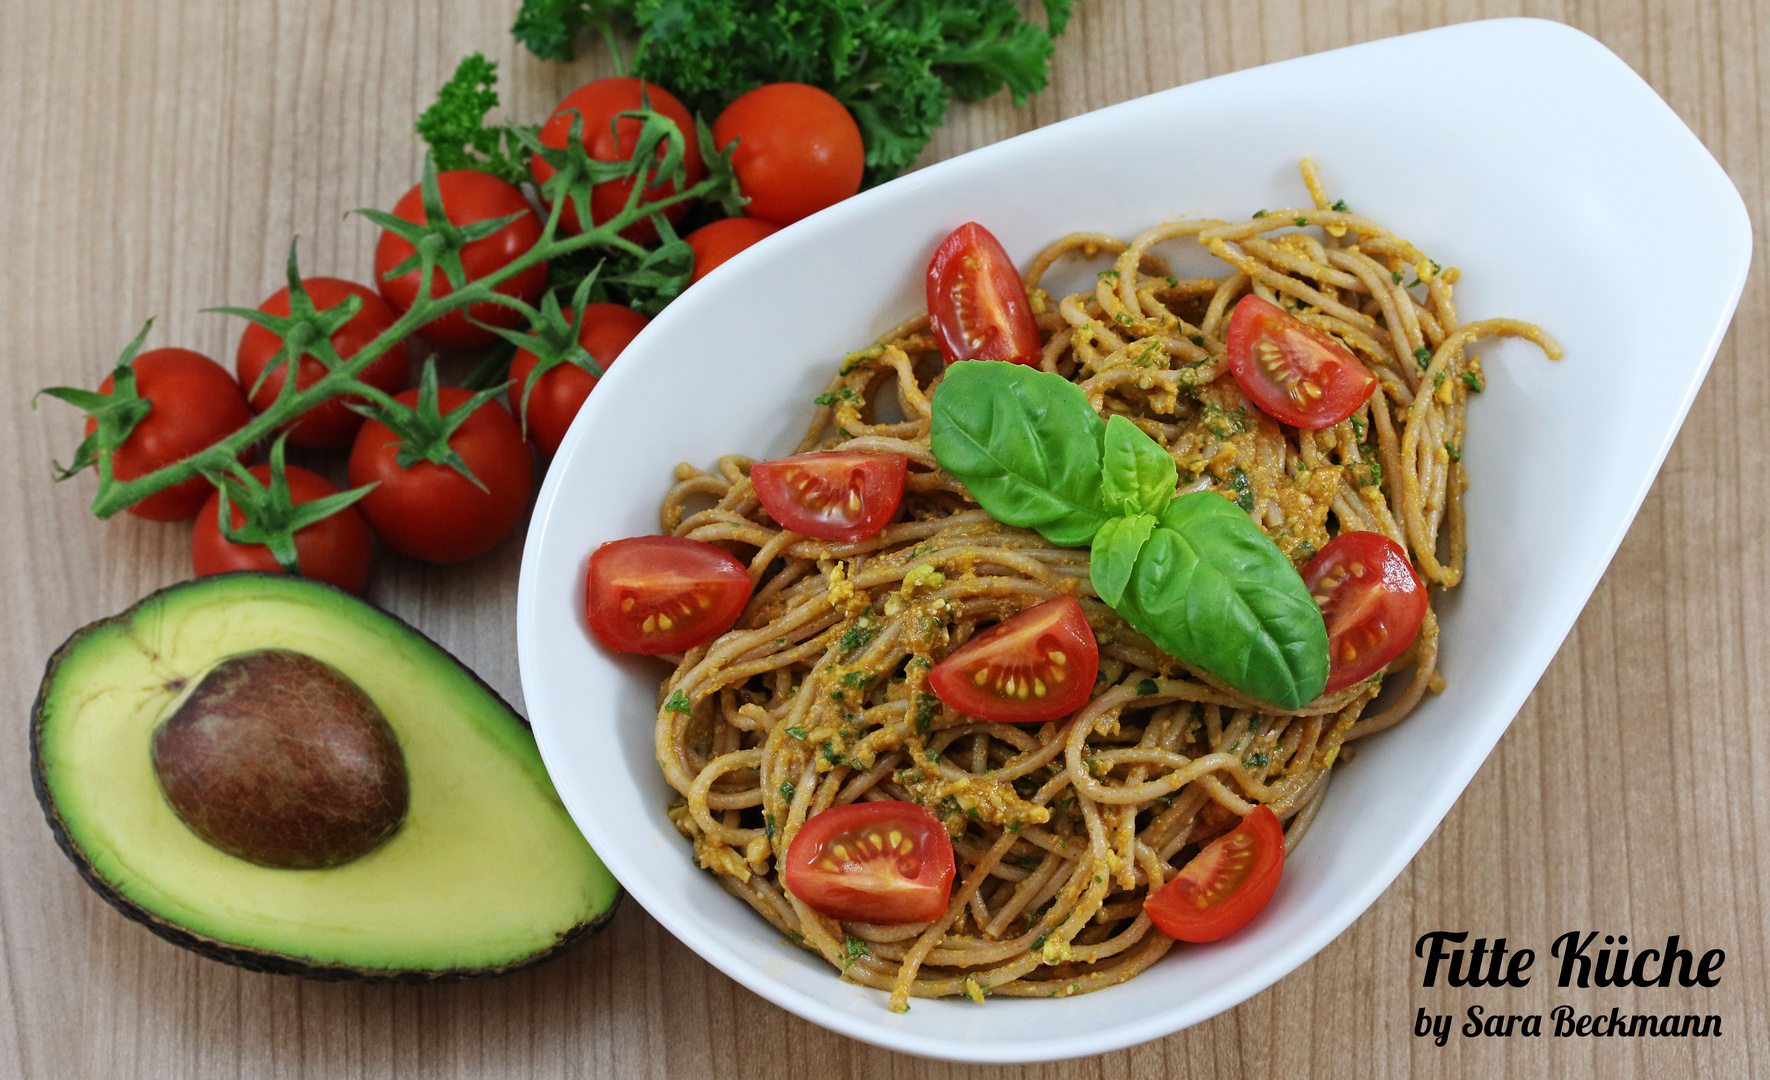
[30,572,622,983]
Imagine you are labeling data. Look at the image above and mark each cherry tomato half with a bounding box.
[509,303,649,458]
[191,464,373,594]
[1302,531,1428,692]
[927,597,1099,724]
[925,222,1041,368]
[1144,804,1284,943]
[585,535,751,655]
[236,278,410,449]
[750,451,907,542]
[1224,295,1376,429]
[711,83,864,227]
[685,217,779,284]
[373,170,548,350]
[783,801,956,924]
[87,348,252,522]
[531,78,704,244]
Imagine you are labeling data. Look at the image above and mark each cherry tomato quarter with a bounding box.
[1224,295,1376,429]
[926,222,1042,368]
[782,801,956,924]
[685,217,779,284]
[235,278,410,449]
[373,170,548,350]
[1302,531,1428,692]
[190,464,373,594]
[927,597,1099,724]
[1144,804,1284,943]
[86,348,251,522]
[509,303,649,457]
[749,451,906,542]
[531,78,704,244]
[584,535,751,655]
[711,83,864,226]
[346,387,533,564]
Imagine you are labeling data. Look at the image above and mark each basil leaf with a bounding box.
[1089,513,1156,607]
[1102,414,1177,517]
[930,360,1108,546]
[1118,492,1328,709]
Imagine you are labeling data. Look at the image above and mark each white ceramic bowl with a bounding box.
[518,18,1749,1063]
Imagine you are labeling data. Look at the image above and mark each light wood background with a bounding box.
[1,1,1764,1077]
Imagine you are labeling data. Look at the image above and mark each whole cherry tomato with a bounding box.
[235,278,410,449]
[711,83,864,226]
[685,218,780,284]
[1144,805,1285,943]
[86,348,251,521]
[782,801,956,924]
[508,303,649,458]
[1224,295,1376,429]
[191,464,372,594]
[373,170,548,350]
[926,222,1041,367]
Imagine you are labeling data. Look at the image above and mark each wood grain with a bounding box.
[1,1,1764,1076]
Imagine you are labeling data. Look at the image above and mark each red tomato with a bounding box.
[531,78,704,244]
[86,348,251,521]
[509,303,649,458]
[749,451,906,542]
[927,597,1098,724]
[782,802,955,924]
[711,83,864,226]
[685,218,779,284]
[190,464,372,593]
[1145,805,1285,943]
[346,388,532,564]
[1224,295,1376,430]
[373,170,548,350]
[1302,531,1428,692]
[235,278,410,449]
[926,222,1041,368]
[584,535,751,655]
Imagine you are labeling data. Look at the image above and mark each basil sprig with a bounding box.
[931,361,1328,709]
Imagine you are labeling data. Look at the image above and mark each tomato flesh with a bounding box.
[750,451,906,542]
[783,801,955,924]
[1302,531,1428,692]
[586,535,752,655]
[926,222,1041,367]
[1144,804,1284,943]
[1224,295,1376,429]
[927,597,1098,724]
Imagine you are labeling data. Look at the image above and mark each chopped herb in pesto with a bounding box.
[664,690,693,715]
[1136,678,1159,696]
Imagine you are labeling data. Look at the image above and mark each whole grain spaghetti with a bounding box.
[653,161,1559,1010]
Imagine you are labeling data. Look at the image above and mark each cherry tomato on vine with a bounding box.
[1144,804,1284,943]
[346,388,532,564]
[86,348,251,522]
[235,278,410,449]
[927,596,1098,725]
[750,450,906,542]
[191,464,372,594]
[531,78,704,244]
[782,801,955,924]
[509,303,649,458]
[685,217,779,284]
[584,535,751,655]
[1302,531,1427,692]
[711,83,863,226]
[1223,295,1376,430]
[373,170,548,350]
[926,222,1041,367]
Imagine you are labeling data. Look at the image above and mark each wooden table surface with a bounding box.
[2,1,1764,1077]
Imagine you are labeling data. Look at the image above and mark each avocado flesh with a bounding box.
[34,573,619,977]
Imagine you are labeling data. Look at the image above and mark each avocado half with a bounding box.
[31,572,621,981]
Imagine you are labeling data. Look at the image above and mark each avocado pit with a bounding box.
[151,648,408,869]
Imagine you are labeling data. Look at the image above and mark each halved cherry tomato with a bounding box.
[927,597,1098,724]
[585,535,751,655]
[925,222,1041,367]
[1224,295,1376,429]
[783,801,955,924]
[750,451,906,542]
[1302,531,1428,692]
[1144,804,1284,943]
